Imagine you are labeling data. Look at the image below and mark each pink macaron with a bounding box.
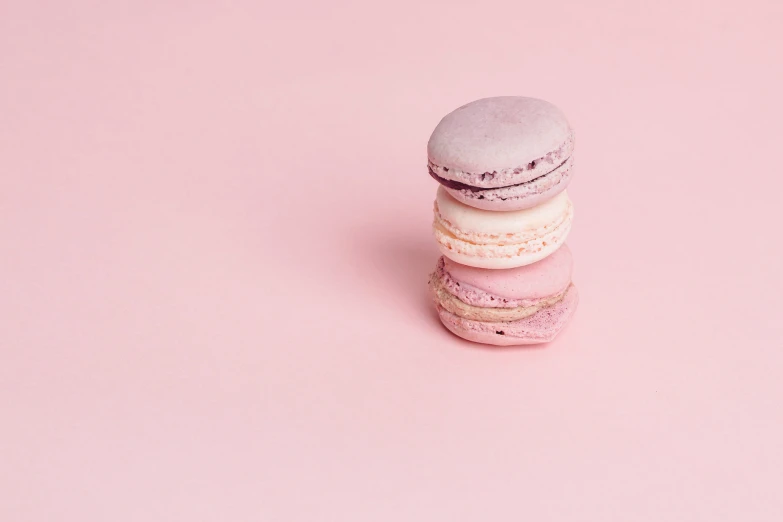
[429,244,578,346]
[428,96,574,211]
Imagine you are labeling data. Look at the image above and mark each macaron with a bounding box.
[433,185,573,269]
[429,245,578,346]
[428,96,574,211]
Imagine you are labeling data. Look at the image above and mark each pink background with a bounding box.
[2,1,782,520]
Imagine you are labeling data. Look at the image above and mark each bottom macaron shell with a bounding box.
[436,284,579,346]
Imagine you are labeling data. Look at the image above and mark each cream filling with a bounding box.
[433,201,573,258]
[430,275,568,322]
[433,199,572,245]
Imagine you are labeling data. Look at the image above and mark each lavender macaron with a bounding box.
[428,96,574,211]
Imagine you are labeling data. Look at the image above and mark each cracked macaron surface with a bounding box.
[433,186,573,269]
[427,96,574,211]
[429,245,578,346]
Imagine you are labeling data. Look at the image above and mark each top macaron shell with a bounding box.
[428,97,574,211]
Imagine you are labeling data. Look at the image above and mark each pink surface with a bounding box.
[2,1,783,521]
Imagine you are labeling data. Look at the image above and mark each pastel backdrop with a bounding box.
[1,1,782,520]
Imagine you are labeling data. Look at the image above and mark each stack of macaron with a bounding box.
[427,96,578,346]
